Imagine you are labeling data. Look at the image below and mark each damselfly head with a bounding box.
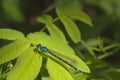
[37,44,48,52]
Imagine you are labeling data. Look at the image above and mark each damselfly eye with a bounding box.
[40,46,48,52]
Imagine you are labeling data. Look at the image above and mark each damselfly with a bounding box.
[36,44,81,72]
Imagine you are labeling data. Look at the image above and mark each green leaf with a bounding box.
[56,0,92,26]
[65,11,93,26]
[60,16,81,43]
[56,0,81,16]
[0,39,30,65]
[37,15,53,24]
[27,32,75,55]
[47,58,74,80]
[46,23,67,43]
[0,28,25,40]
[7,48,42,80]
[2,0,24,22]
[37,15,67,43]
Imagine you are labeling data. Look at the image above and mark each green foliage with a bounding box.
[0,28,90,80]
[0,0,120,80]
[27,32,90,73]
[47,58,74,80]
[2,0,24,22]
[27,32,74,55]
[37,15,67,43]
[56,0,92,26]
[60,15,81,43]
[55,0,92,43]
[0,28,25,40]
[7,48,42,80]
[0,39,30,64]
